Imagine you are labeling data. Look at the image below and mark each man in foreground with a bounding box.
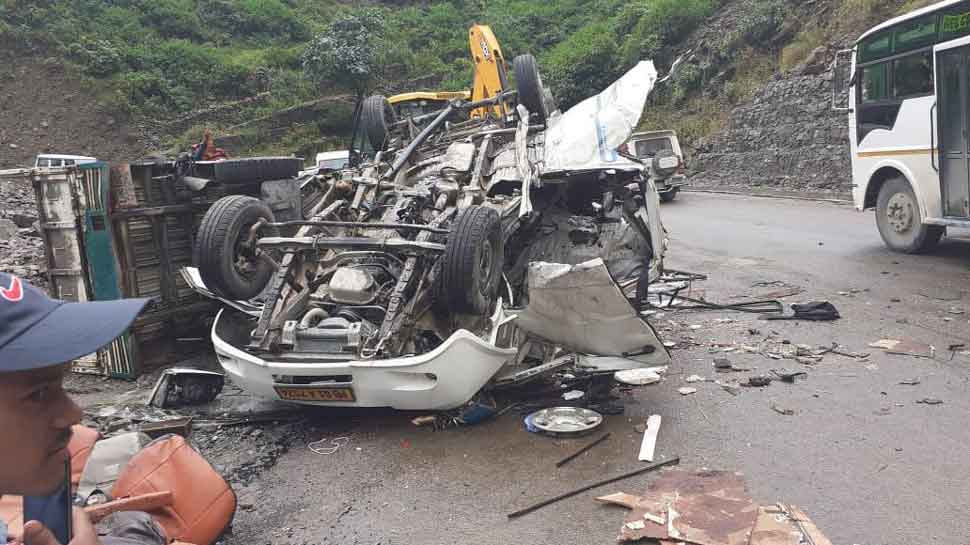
[0,272,148,545]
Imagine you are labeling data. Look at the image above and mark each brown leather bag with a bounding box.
[67,425,100,490]
[111,435,236,545]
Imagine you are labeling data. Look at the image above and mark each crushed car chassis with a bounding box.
[191,60,671,409]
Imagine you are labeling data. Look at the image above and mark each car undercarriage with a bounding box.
[188,59,671,409]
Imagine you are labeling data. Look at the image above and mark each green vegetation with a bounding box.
[0,0,937,156]
[0,1,719,133]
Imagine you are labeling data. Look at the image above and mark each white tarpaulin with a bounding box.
[542,60,658,174]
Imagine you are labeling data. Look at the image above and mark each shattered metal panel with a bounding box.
[513,259,670,365]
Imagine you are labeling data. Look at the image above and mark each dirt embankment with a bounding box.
[0,55,149,169]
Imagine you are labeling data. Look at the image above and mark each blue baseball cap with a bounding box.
[0,272,149,372]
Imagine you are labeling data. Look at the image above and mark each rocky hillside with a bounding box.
[0,55,150,168]
[652,0,937,197]
[0,0,937,190]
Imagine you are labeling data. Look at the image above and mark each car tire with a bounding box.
[210,157,302,184]
[361,95,396,151]
[513,54,547,124]
[875,177,943,253]
[195,195,278,299]
[439,206,503,314]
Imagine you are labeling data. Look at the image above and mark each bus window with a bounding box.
[893,52,933,97]
[894,15,937,53]
[36,158,51,167]
[862,63,889,101]
[860,32,891,63]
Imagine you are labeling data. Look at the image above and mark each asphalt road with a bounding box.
[224,192,970,545]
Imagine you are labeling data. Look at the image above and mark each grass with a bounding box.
[779,25,827,72]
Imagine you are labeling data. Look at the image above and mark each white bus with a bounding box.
[840,0,970,252]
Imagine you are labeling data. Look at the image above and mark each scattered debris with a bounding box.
[770,403,795,416]
[678,387,697,396]
[136,417,194,439]
[147,368,225,409]
[745,376,772,387]
[562,390,585,401]
[898,378,921,386]
[948,343,966,352]
[525,407,604,437]
[600,470,758,543]
[637,415,662,462]
[506,457,680,519]
[308,436,350,455]
[763,301,840,321]
[685,374,706,383]
[869,339,935,358]
[749,504,834,545]
[917,398,943,405]
[614,367,667,385]
[717,381,742,396]
[555,432,611,468]
[714,357,733,370]
[772,370,807,383]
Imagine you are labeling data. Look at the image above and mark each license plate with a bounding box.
[274,386,356,402]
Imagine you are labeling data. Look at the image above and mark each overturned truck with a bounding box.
[190,59,671,410]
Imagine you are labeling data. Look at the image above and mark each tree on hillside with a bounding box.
[302,9,387,98]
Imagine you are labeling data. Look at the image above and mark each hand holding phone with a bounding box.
[22,507,100,545]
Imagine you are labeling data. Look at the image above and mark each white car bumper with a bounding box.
[211,310,516,410]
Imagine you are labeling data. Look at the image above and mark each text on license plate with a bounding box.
[274,386,356,402]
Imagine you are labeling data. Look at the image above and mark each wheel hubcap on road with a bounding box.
[887,193,915,233]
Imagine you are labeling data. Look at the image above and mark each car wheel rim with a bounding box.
[887,193,915,234]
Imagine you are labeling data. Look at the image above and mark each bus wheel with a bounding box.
[875,177,943,253]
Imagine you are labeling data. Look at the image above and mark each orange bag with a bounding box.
[111,435,236,545]
[67,425,100,490]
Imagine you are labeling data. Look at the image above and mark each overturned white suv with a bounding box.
[185,59,671,410]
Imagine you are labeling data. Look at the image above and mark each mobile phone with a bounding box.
[23,461,72,545]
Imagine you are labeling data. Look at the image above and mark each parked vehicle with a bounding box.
[834,0,970,253]
[314,150,350,171]
[189,60,670,410]
[34,154,97,167]
[625,130,686,202]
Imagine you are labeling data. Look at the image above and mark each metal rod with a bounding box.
[506,457,680,519]
[555,432,611,468]
[257,236,446,254]
[266,220,448,234]
[382,104,456,183]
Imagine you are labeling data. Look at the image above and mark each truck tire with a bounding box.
[194,195,278,299]
[439,206,503,315]
[875,177,943,253]
[361,95,396,151]
[513,54,547,124]
[210,157,302,184]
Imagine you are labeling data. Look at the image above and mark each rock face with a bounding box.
[1,175,47,287]
[0,218,17,240]
[691,52,852,195]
